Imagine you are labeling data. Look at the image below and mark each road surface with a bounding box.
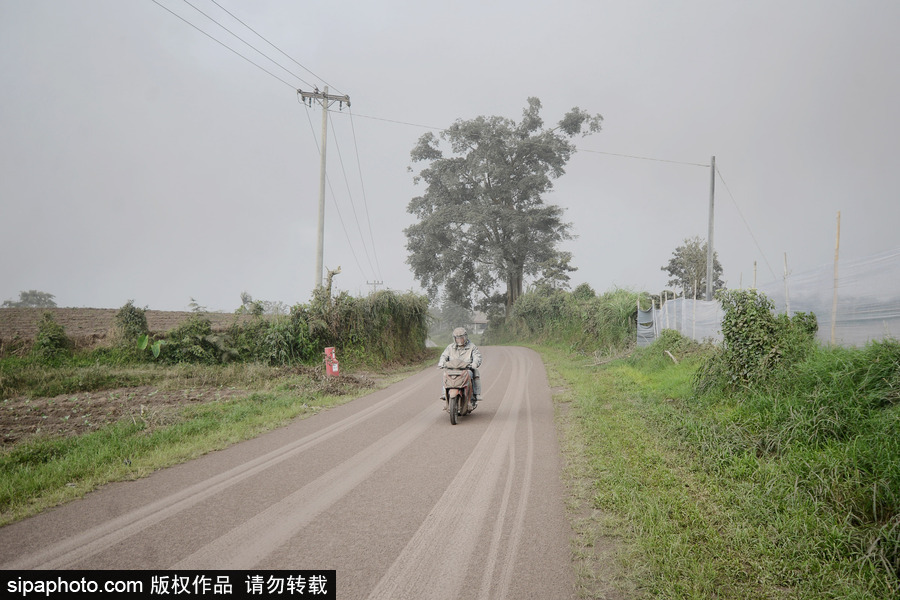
[0,346,576,599]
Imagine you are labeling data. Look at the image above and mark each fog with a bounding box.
[2,0,898,311]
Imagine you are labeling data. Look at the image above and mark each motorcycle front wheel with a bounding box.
[449,395,458,425]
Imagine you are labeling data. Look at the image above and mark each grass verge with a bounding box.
[539,342,899,600]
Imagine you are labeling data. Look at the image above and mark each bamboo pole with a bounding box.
[783,252,791,314]
[693,283,697,340]
[831,211,841,345]
[654,295,659,340]
[665,292,670,329]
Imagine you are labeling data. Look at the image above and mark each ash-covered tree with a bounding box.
[429,294,473,341]
[2,290,57,308]
[532,250,576,291]
[661,236,724,298]
[404,98,602,312]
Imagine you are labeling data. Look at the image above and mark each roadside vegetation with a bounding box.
[2,281,898,598]
[0,289,432,525]
[492,284,899,598]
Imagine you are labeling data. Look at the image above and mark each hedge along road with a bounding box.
[0,346,576,599]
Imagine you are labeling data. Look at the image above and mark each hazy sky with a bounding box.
[2,0,898,311]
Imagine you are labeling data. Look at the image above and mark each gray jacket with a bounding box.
[438,341,482,369]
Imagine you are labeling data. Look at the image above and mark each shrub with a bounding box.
[31,313,71,362]
[160,316,236,364]
[694,289,819,394]
[114,300,149,343]
[493,286,639,353]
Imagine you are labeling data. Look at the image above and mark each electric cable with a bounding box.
[715,164,777,280]
[300,97,370,280]
[208,0,344,96]
[150,0,298,90]
[348,109,383,279]
[152,1,754,292]
[333,111,708,167]
[328,110,378,278]
[178,0,315,88]
[156,0,371,283]
[337,112,443,131]
[577,148,710,168]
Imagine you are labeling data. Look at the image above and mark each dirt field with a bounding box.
[0,307,268,446]
[0,384,252,446]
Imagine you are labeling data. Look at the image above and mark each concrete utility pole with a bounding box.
[298,86,351,289]
[705,155,716,301]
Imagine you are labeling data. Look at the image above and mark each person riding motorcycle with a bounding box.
[438,327,483,408]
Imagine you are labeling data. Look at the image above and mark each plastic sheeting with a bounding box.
[758,246,900,346]
[639,246,900,348]
[636,307,657,347]
[651,298,724,343]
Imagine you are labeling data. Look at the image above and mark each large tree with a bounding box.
[404,98,602,312]
[661,236,724,298]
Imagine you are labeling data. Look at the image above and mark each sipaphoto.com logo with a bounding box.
[5,573,142,597]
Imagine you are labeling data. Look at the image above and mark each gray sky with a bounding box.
[2,0,898,311]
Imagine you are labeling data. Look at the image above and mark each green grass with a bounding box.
[0,353,437,526]
[540,339,900,599]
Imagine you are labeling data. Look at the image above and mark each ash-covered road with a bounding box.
[0,346,576,599]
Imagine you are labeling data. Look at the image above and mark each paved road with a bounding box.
[0,346,576,599]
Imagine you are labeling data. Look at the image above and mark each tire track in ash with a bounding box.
[476,353,534,600]
[179,348,517,570]
[172,402,437,569]
[4,374,428,570]
[366,349,535,600]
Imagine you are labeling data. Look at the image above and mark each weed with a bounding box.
[31,313,71,363]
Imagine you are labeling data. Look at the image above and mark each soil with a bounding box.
[0,307,390,447]
[0,384,251,447]
[0,307,271,446]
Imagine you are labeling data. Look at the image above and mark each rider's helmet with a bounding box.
[452,327,468,345]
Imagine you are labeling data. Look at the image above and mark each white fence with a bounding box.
[638,246,900,348]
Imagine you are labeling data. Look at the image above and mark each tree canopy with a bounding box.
[2,290,57,308]
[404,98,602,312]
[661,236,724,298]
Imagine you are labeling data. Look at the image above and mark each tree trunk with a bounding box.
[505,268,524,311]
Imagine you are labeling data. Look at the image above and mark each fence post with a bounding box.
[831,211,841,345]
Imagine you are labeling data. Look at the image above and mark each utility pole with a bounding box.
[705,155,716,301]
[367,280,384,294]
[298,86,351,289]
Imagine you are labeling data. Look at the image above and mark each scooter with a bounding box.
[441,358,475,425]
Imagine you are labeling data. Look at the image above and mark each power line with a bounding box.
[150,0,297,89]
[577,148,710,168]
[300,96,370,281]
[335,111,443,131]
[207,0,344,96]
[155,0,374,286]
[328,110,378,278]
[715,164,777,280]
[178,0,315,88]
[332,111,709,167]
[147,5,754,293]
[348,109,382,278]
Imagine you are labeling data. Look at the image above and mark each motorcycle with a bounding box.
[441,358,475,425]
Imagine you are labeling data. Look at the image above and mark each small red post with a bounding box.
[324,347,339,376]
